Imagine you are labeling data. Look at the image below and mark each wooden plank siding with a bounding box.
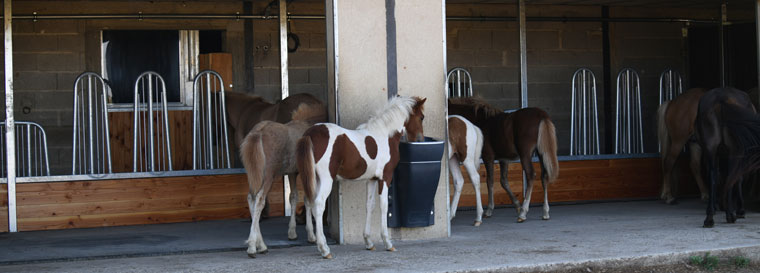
[107,111,194,172]
[449,157,666,208]
[1,157,666,232]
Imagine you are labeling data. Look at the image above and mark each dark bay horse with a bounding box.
[657,88,709,204]
[224,92,325,147]
[448,98,558,222]
[296,96,426,259]
[241,103,326,258]
[696,87,760,227]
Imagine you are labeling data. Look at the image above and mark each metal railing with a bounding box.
[132,71,173,172]
[446,67,473,98]
[72,72,113,175]
[570,68,600,155]
[659,68,683,104]
[615,68,644,154]
[192,70,231,170]
[1,121,50,178]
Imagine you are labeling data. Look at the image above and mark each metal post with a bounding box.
[719,2,726,87]
[756,0,760,106]
[518,0,528,108]
[4,0,17,232]
[279,0,289,100]
[279,0,293,217]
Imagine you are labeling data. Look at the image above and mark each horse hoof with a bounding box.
[367,246,376,251]
[247,253,257,258]
[665,198,678,205]
[473,221,481,227]
[387,247,397,252]
[542,216,550,220]
[288,237,298,241]
[257,249,269,254]
[323,253,333,259]
[703,220,714,228]
[308,239,316,244]
[737,212,746,219]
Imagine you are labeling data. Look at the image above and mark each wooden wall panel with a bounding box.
[108,111,194,173]
[449,158,665,208]
[0,158,669,232]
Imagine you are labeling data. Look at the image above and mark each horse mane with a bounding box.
[357,96,417,137]
[226,91,267,104]
[448,97,502,118]
[291,102,327,124]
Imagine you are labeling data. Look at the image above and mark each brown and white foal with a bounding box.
[296,96,426,259]
[241,102,326,258]
[448,115,484,226]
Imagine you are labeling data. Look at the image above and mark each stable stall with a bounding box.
[1,0,759,248]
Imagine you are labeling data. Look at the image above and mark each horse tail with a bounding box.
[473,122,484,163]
[723,104,760,178]
[657,101,670,165]
[241,132,265,197]
[291,102,328,124]
[537,118,559,183]
[297,135,317,203]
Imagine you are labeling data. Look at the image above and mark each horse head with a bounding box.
[404,97,426,142]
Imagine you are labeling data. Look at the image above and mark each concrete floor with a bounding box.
[1,198,759,272]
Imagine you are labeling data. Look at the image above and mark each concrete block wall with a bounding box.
[446,4,716,155]
[2,19,86,175]
[0,1,328,175]
[248,1,327,104]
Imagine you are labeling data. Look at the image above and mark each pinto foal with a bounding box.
[240,103,326,258]
[447,115,485,226]
[296,96,426,259]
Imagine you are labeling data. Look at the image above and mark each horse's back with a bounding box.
[664,88,707,140]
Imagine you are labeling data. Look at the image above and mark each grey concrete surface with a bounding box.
[0,216,332,265]
[1,199,759,273]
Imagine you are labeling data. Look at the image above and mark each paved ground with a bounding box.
[1,199,759,272]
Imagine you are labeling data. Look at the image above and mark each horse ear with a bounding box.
[419,97,427,105]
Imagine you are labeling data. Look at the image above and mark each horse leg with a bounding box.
[703,155,717,228]
[464,158,483,226]
[689,142,709,202]
[254,178,273,254]
[379,181,395,252]
[735,178,745,219]
[448,157,465,221]
[364,180,377,251]
[661,139,685,204]
[518,175,535,223]
[483,157,496,218]
[245,193,259,257]
[499,160,521,215]
[517,154,536,223]
[287,175,299,240]
[539,156,550,220]
[304,197,316,244]
[312,173,333,259]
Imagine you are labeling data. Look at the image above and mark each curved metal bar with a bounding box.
[659,68,683,104]
[446,67,473,98]
[615,68,643,154]
[72,72,112,175]
[192,70,230,170]
[570,68,600,156]
[133,71,172,173]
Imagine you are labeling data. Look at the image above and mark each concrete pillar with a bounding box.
[325,0,448,244]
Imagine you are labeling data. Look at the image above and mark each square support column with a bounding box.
[325,0,448,244]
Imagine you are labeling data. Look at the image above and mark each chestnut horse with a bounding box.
[696,87,760,227]
[448,97,558,223]
[657,88,709,204]
[448,115,484,226]
[241,103,326,258]
[225,92,325,147]
[296,96,426,259]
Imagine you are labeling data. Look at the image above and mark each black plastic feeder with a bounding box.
[388,137,445,228]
